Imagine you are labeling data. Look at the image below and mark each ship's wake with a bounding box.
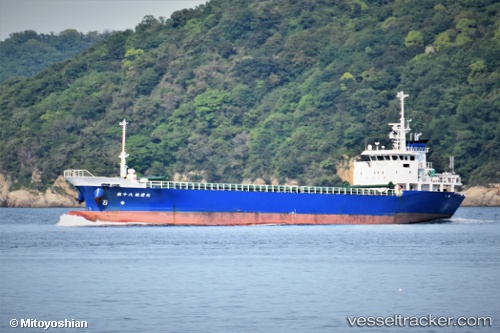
[451,217,499,224]
[56,214,144,227]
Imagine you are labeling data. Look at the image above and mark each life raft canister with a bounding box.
[93,187,105,203]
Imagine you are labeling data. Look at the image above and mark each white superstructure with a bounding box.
[353,91,461,192]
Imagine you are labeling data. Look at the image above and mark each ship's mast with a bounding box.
[389,91,410,151]
[397,91,409,150]
[119,119,129,178]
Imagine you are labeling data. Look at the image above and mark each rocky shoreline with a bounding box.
[0,173,498,208]
[0,174,80,208]
[461,184,500,207]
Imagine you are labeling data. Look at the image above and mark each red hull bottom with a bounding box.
[68,211,450,225]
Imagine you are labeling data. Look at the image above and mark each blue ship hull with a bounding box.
[69,184,465,225]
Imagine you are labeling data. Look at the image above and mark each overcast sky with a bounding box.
[0,0,208,41]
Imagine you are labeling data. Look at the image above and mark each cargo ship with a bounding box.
[64,91,464,225]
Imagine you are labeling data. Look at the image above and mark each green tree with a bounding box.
[404,30,424,47]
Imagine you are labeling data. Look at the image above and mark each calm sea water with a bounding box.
[1,207,499,333]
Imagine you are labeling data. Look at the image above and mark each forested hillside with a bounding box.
[0,29,107,83]
[0,0,498,191]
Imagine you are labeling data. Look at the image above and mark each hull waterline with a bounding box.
[68,210,454,225]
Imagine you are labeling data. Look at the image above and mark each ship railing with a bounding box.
[419,172,461,183]
[406,147,429,153]
[441,174,461,184]
[434,173,461,184]
[146,181,396,196]
[64,169,95,178]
